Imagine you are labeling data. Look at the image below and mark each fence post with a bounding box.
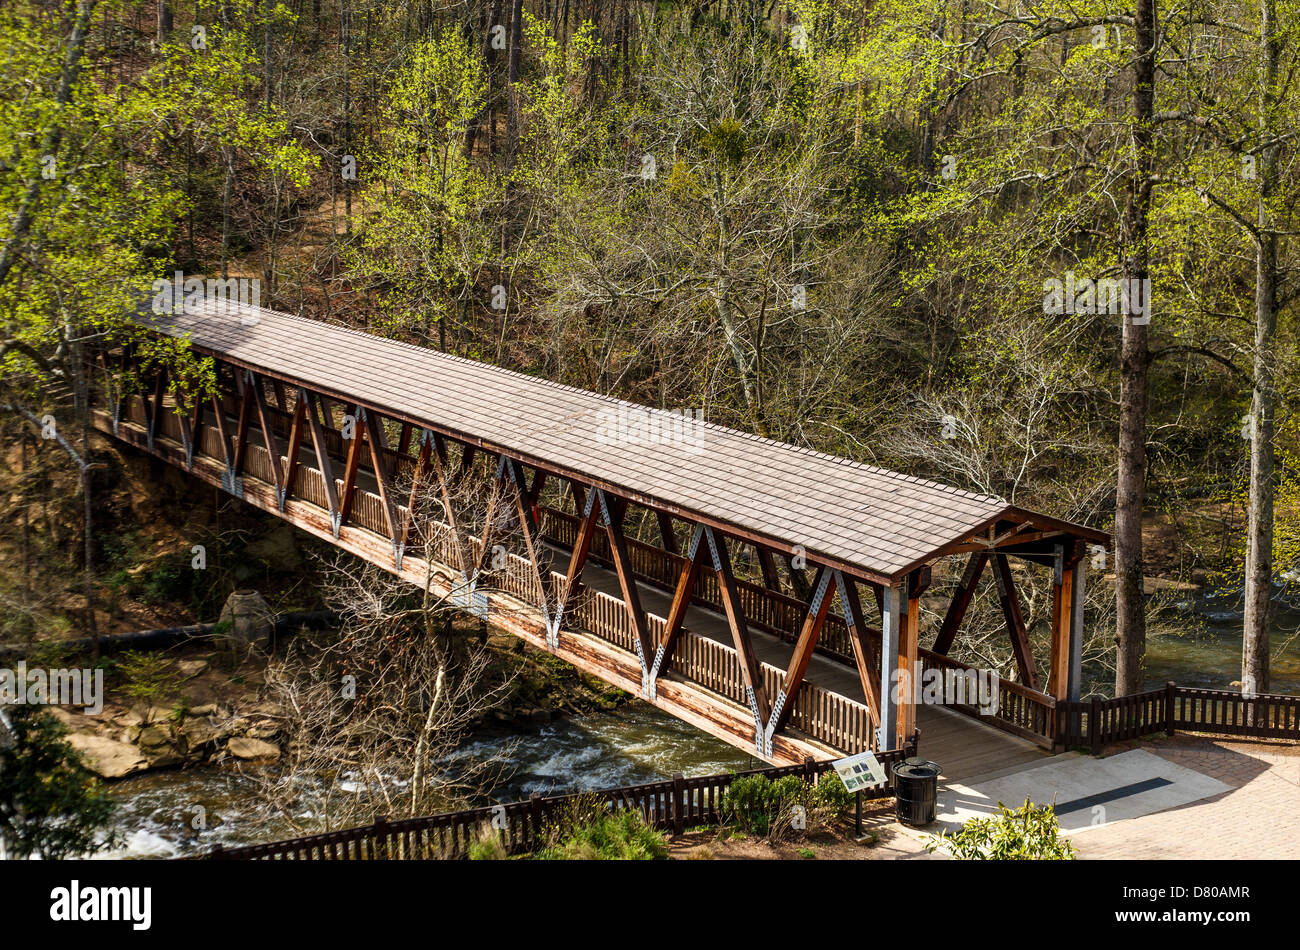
[374,816,389,860]
[671,773,684,836]
[1165,681,1177,737]
[1089,696,1101,755]
[803,756,815,783]
[529,793,543,851]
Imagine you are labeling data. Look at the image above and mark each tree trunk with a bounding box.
[1243,0,1280,698]
[1114,0,1156,697]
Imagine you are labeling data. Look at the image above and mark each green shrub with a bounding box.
[535,808,669,860]
[810,771,854,816]
[722,773,816,838]
[467,824,509,860]
[928,799,1077,860]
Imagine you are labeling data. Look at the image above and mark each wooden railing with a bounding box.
[917,649,1058,749]
[198,740,919,861]
[1057,683,1300,753]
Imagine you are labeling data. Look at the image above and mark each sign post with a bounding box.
[831,750,888,839]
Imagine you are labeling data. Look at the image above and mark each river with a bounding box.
[99,591,1299,858]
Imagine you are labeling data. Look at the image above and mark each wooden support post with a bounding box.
[363,410,403,565]
[303,389,341,534]
[250,373,286,509]
[704,525,770,750]
[757,547,781,593]
[504,457,552,623]
[470,456,505,577]
[598,490,655,682]
[646,523,708,699]
[932,552,987,655]
[898,574,923,749]
[400,429,434,559]
[428,433,473,578]
[784,553,812,601]
[656,510,678,556]
[231,371,254,476]
[282,395,307,501]
[145,369,165,451]
[1048,544,1082,700]
[551,488,600,646]
[186,396,203,468]
[837,571,881,725]
[338,405,366,526]
[991,553,1040,691]
[763,566,835,752]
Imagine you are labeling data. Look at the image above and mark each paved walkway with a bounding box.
[1072,734,1300,859]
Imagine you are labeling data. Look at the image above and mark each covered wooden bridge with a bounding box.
[92,300,1108,770]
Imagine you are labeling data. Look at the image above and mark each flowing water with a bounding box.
[99,704,756,858]
[99,591,1300,858]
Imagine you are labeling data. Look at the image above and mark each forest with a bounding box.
[0,0,1297,706]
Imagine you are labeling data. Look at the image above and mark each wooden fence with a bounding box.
[1056,682,1300,753]
[198,737,919,861]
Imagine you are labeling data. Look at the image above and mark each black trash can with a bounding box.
[893,757,940,827]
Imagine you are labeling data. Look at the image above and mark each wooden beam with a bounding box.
[250,373,286,508]
[551,488,600,644]
[757,547,782,593]
[282,395,307,501]
[598,490,655,674]
[656,510,679,556]
[428,432,473,577]
[505,457,553,621]
[991,553,1040,691]
[363,410,403,563]
[784,554,812,601]
[766,567,835,742]
[231,371,254,475]
[932,552,988,655]
[303,389,341,533]
[837,571,881,725]
[145,369,165,450]
[209,394,235,472]
[898,583,921,748]
[705,526,770,744]
[646,523,707,698]
[1048,543,1084,700]
[470,456,506,577]
[337,405,366,526]
[400,429,434,559]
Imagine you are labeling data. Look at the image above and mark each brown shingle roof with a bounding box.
[144,301,1101,582]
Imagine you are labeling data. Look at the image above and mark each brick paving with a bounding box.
[1072,734,1300,859]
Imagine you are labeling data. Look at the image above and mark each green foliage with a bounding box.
[0,707,116,858]
[467,824,509,861]
[810,770,854,815]
[721,773,822,838]
[535,807,669,861]
[116,650,185,716]
[927,799,1077,860]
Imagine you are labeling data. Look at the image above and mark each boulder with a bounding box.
[67,734,148,780]
[136,724,173,750]
[246,720,281,740]
[226,737,280,761]
[176,659,209,680]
